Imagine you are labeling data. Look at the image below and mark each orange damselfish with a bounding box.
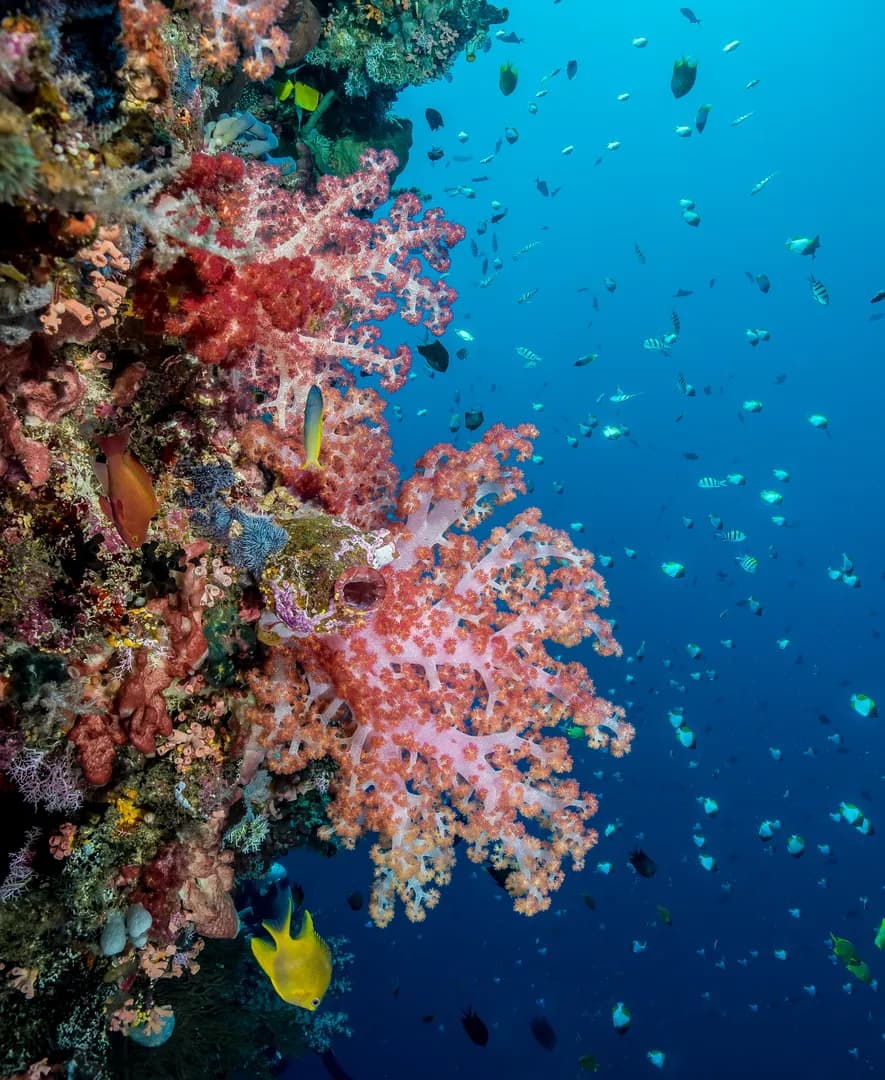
[94,429,159,548]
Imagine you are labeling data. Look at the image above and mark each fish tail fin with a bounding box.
[96,428,131,458]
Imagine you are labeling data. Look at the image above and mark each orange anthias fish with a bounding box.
[250,898,332,1010]
[94,429,159,549]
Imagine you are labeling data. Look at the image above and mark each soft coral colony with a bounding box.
[0,0,632,1075]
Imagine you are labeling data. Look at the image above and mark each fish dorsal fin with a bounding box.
[262,894,293,948]
[298,909,332,964]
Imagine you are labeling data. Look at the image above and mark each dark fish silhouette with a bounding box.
[462,1007,489,1046]
[417,340,449,372]
[320,1050,354,1080]
[680,6,701,23]
[346,890,363,911]
[871,290,885,304]
[530,1016,557,1050]
[497,31,524,44]
[491,210,508,223]
[536,177,550,197]
[464,408,484,431]
[425,107,444,131]
[673,288,693,297]
[427,146,444,162]
[567,58,578,79]
[629,848,658,878]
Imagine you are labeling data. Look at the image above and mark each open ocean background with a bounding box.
[283,1,885,1075]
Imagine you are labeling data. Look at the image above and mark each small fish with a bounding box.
[530,1017,557,1051]
[277,80,320,110]
[346,891,363,911]
[697,477,727,488]
[516,288,538,304]
[427,146,444,162]
[417,340,450,372]
[495,31,524,44]
[94,429,160,549]
[491,210,508,224]
[453,328,475,342]
[561,143,575,155]
[610,386,642,403]
[673,288,693,298]
[425,107,444,131]
[695,102,712,133]
[567,58,578,80]
[606,140,621,151]
[516,346,543,366]
[736,554,759,574]
[603,276,617,293]
[809,275,829,305]
[731,111,755,127]
[632,36,649,48]
[723,39,741,53]
[250,899,332,1010]
[643,337,671,355]
[680,7,702,24]
[514,240,542,259]
[602,423,629,440]
[676,373,695,396]
[746,328,771,346]
[574,352,598,367]
[870,290,885,304]
[629,848,657,878]
[750,171,778,195]
[717,529,747,543]
[675,125,693,137]
[746,78,760,89]
[499,61,518,96]
[671,56,698,99]
[786,235,820,258]
[671,310,681,336]
[295,384,324,469]
[755,273,771,293]
[535,177,550,197]
[504,126,519,144]
[464,408,484,430]
[462,1007,489,1046]
[634,242,646,264]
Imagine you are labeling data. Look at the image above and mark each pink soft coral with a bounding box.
[252,425,633,925]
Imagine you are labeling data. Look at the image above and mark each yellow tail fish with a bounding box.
[301,384,324,469]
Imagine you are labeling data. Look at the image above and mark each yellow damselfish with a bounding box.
[301,383,324,469]
[250,898,332,1010]
[277,80,321,111]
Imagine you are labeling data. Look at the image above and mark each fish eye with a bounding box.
[311,998,319,1007]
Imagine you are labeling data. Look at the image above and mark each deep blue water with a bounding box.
[284,2,885,1075]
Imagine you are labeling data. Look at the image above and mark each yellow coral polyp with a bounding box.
[113,792,143,831]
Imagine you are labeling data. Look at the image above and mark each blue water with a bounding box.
[285,2,885,1075]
